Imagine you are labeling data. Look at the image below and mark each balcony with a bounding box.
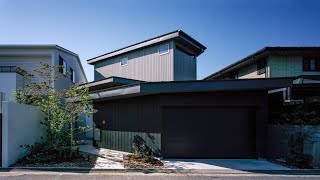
[0,66,19,73]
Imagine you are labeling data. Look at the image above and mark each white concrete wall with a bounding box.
[1,102,45,167]
[0,73,23,101]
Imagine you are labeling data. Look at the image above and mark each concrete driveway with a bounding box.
[162,159,290,170]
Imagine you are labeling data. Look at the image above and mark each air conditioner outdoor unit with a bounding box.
[284,99,304,105]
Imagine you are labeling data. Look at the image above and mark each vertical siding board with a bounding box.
[94,41,174,82]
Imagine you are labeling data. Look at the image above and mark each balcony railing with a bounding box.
[0,66,18,73]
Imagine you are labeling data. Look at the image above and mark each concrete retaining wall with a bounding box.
[1,101,45,167]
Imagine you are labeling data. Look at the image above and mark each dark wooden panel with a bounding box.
[162,106,256,158]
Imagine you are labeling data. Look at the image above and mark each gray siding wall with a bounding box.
[173,48,197,81]
[53,49,87,91]
[94,41,174,82]
[0,55,52,86]
[97,130,161,155]
[0,73,23,101]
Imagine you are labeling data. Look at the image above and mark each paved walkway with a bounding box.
[72,145,130,169]
[162,159,290,170]
[74,144,289,171]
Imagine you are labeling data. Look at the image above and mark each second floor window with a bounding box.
[257,59,266,75]
[159,44,169,55]
[70,67,75,83]
[303,57,320,71]
[120,57,128,66]
[59,56,67,75]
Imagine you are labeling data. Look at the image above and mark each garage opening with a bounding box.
[162,106,256,158]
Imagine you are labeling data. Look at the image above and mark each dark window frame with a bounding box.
[120,57,128,66]
[303,57,320,71]
[70,67,75,83]
[257,59,266,75]
[59,56,67,76]
[159,44,169,55]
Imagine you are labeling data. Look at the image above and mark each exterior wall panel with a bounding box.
[94,41,174,82]
[94,91,268,157]
[238,63,266,79]
[0,56,52,85]
[97,130,161,155]
[53,49,87,91]
[174,48,197,80]
[268,56,320,78]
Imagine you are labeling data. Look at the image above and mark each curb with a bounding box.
[1,167,320,175]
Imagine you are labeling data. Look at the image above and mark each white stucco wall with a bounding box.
[1,102,45,167]
[0,73,23,101]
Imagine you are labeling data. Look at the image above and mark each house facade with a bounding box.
[88,30,206,82]
[84,31,311,159]
[204,47,320,80]
[0,45,87,101]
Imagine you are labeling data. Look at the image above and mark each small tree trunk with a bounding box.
[69,119,74,157]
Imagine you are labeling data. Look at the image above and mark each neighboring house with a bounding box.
[83,30,305,159]
[88,30,206,82]
[204,47,320,80]
[0,45,87,101]
[0,45,88,167]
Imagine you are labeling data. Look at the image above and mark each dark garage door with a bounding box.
[162,106,256,158]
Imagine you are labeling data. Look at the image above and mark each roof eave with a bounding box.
[87,30,206,65]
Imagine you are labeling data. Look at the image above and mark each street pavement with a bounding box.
[1,171,320,180]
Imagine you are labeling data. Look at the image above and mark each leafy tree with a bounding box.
[14,62,96,159]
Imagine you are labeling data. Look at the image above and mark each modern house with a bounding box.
[204,47,320,80]
[83,30,307,159]
[0,45,88,101]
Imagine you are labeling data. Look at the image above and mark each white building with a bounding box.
[0,45,87,101]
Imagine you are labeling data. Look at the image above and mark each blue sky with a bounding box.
[1,0,320,81]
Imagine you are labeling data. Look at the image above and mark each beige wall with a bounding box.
[229,55,320,79]
[238,63,267,79]
[94,41,174,82]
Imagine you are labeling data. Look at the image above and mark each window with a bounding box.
[257,59,266,75]
[303,57,320,71]
[70,67,75,83]
[120,57,128,66]
[59,56,67,75]
[159,44,169,55]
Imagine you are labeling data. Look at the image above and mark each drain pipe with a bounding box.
[268,87,303,105]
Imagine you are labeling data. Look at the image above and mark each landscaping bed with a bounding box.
[12,151,98,168]
[124,154,164,169]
